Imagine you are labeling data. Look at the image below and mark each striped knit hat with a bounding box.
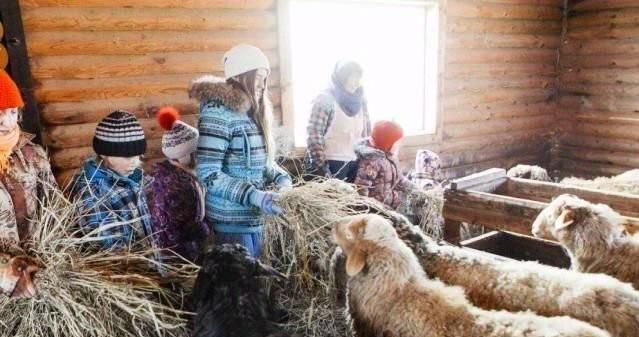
[93,110,146,157]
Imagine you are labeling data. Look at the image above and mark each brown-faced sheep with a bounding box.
[532,194,639,289]
[333,214,610,337]
[507,164,552,182]
[361,211,639,337]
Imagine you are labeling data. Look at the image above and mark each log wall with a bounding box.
[401,0,563,179]
[19,0,564,182]
[556,0,639,178]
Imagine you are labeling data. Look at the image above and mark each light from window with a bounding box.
[288,0,439,147]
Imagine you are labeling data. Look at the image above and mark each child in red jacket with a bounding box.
[353,121,416,209]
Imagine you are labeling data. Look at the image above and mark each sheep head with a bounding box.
[532,194,584,240]
[332,214,398,276]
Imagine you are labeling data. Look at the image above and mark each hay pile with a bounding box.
[262,179,444,337]
[561,169,639,195]
[397,187,445,240]
[0,189,197,337]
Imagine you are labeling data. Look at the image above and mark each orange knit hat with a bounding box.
[371,120,404,152]
[0,70,24,110]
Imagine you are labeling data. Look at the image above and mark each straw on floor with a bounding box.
[0,186,197,337]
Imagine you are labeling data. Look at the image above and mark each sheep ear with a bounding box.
[346,245,367,277]
[555,209,575,230]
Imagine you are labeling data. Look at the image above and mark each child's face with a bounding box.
[176,153,195,168]
[102,155,141,177]
[0,108,19,136]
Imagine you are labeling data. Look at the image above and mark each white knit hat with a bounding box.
[223,44,270,79]
[157,107,199,160]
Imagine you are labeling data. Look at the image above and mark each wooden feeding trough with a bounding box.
[460,231,571,269]
[443,168,639,244]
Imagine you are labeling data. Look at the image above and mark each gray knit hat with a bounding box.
[93,110,146,157]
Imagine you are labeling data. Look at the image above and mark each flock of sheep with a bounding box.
[191,167,639,337]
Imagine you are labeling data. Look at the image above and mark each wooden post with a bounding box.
[0,0,41,143]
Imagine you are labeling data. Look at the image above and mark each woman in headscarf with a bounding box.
[305,61,371,182]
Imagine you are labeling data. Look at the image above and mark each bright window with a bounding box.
[287,0,439,147]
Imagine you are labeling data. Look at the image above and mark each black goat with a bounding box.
[191,244,293,337]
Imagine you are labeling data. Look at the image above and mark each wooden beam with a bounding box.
[450,168,507,192]
[504,177,639,218]
[0,0,41,143]
[20,0,275,9]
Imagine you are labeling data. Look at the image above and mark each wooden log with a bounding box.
[465,0,563,5]
[439,128,549,154]
[443,88,553,110]
[504,177,639,218]
[0,44,7,69]
[448,17,562,34]
[566,24,639,40]
[447,2,562,20]
[560,82,639,97]
[444,190,546,235]
[559,110,639,125]
[560,158,632,177]
[441,153,546,180]
[562,39,639,55]
[561,134,639,154]
[447,33,560,49]
[561,54,639,70]
[26,30,277,56]
[51,138,164,170]
[561,68,639,85]
[441,140,547,168]
[44,114,199,149]
[450,168,507,192]
[447,48,557,65]
[559,94,639,114]
[30,51,279,80]
[445,63,557,79]
[568,8,639,28]
[562,119,639,141]
[560,145,639,168]
[35,73,280,104]
[20,0,275,9]
[571,0,639,12]
[22,7,276,32]
[443,115,554,139]
[41,94,197,125]
[444,102,556,124]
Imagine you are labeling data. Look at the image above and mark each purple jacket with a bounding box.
[147,160,209,261]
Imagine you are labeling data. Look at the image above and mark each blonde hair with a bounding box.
[228,70,275,165]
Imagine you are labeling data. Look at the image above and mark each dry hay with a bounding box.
[397,187,445,240]
[561,169,639,195]
[0,187,198,337]
[262,179,444,337]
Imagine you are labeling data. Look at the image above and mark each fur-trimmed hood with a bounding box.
[188,75,252,114]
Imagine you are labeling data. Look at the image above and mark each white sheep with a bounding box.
[376,211,639,337]
[333,214,610,337]
[532,194,639,289]
[507,164,552,182]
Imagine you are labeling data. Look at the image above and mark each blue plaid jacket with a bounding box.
[190,76,291,234]
[71,158,155,249]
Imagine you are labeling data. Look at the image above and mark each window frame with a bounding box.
[277,0,445,155]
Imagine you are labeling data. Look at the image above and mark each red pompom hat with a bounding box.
[157,106,199,160]
[371,121,404,152]
[0,70,24,110]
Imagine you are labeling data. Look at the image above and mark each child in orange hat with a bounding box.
[0,70,56,243]
[353,120,416,209]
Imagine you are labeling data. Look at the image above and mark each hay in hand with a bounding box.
[561,169,639,195]
[0,187,197,337]
[262,179,445,337]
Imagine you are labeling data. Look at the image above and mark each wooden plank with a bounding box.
[450,168,507,192]
[447,33,560,49]
[559,145,639,169]
[30,51,279,80]
[441,140,547,168]
[562,39,639,55]
[448,17,562,34]
[443,88,553,110]
[20,0,275,9]
[561,54,639,70]
[439,128,549,153]
[26,30,277,56]
[35,73,280,103]
[0,0,41,142]
[561,134,639,154]
[445,63,557,79]
[22,7,276,32]
[560,82,639,97]
[572,0,639,12]
[569,8,639,28]
[558,94,639,114]
[441,153,547,180]
[444,102,556,124]
[566,24,639,40]
[447,2,562,20]
[504,177,639,218]
[443,115,554,140]
[561,69,639,85]
[447,48,557,64]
